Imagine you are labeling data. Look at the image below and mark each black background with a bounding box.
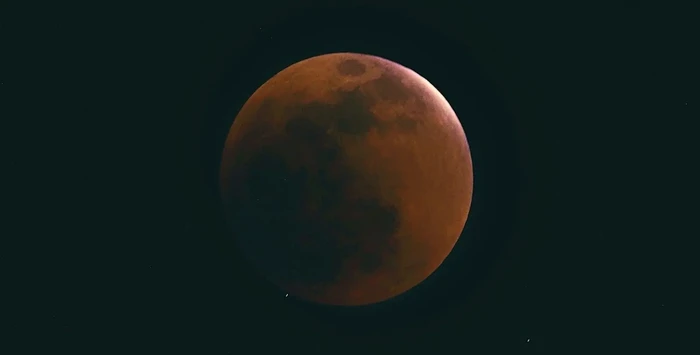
[27,0,694,353]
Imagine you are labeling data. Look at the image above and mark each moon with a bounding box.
[220,52,473,306]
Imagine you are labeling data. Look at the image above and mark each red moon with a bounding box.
[220,53,473,306]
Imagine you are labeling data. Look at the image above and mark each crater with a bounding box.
[369,74,412,102]
[336,59,367,77]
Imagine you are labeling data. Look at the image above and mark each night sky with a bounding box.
[37,1,692,353]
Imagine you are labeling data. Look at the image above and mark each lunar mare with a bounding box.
[219,53,473,306]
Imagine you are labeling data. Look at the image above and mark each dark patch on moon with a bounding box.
[370,74,413,102]
[395,116,418,132]
[336,59,366,77]
[284,115,327,141]
[223,96,403,292]
[332,88,378,135]
[359,253,383,273]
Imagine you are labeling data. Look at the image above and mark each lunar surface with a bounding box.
[219,53,473,306]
